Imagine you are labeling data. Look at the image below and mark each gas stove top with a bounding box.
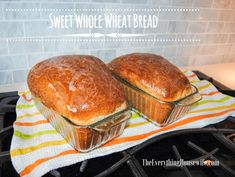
[0,71,235,177]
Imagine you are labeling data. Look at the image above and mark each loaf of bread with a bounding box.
[108,53,192,102]
[27,55,127,126]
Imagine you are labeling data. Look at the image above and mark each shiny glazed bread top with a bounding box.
[28,55,127,126]
[108,53,192,102]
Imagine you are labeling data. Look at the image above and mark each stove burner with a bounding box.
[227,134,235,143]
[0,71,235,177]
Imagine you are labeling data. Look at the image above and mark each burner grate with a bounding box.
[90,126,235,177]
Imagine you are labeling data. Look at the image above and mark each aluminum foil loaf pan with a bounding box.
[114,75,202,127]
[33,97,131,152]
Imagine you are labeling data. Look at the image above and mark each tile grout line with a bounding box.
[0,43,234,61]
[6,38,10,55]
[2,32,235,40]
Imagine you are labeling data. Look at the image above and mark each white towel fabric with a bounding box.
[10,70,235,177]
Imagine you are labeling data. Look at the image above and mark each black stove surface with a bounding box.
[0,71,235,177]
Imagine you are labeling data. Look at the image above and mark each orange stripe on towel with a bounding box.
[19,150,78,177]
[201,91,219,96]
[14,120,48,126]
[187,73,197,78]
[104,109,235,147]
[22,94,33,102]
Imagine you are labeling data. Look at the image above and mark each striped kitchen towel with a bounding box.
[10,70,235,177]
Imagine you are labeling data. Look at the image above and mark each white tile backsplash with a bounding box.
[0,22,24,38]
[0,4,3,20]
[27,53,57,67]
[215,44,232,55]
[228,34,235,43]
[122,0,146,4]
[91,49,116,63]
[218,10,234,21]
[0,0,234,86]
[94,0,120,3]
[176,45,200,58]
[187,22,207,33]
[159,10,184,21]
[212,0,231,8]
[0,71,12,84]
[3,3,40,20]
[168,21,188,33]
[198,9,219,21]
[40,3,75,19]
[149,0,172,6]
[193,0,213,7]
[13,70,29,83]
[144,21,169,34]
[172,0,194,7]
[0,56,28,70]
[199,45,217,55]
[206,22,224,33]
[163,46,178,57]
[0,40,8,55]
[24,21,59,37]
[223,23,235,33]
[8,41,43,54]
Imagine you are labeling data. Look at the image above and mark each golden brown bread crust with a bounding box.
[108,53,192,102]
[27,55,127,126]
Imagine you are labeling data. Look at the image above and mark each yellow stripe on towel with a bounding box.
[17,112,41,120]
[18,90,30,95]
[11,140,67,157]
[189,103,235,114]
[14,130,57,140]
[198,83,211,90]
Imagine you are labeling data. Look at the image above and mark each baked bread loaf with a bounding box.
[27,55,127,126]
[108,53,192,102]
